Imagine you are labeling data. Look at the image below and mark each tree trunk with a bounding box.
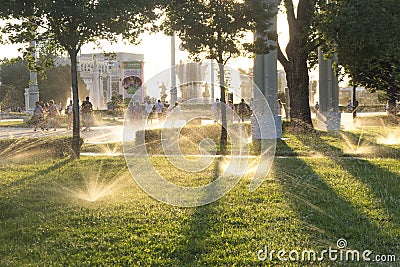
[69,49,81,159]
[284,53,312,126]
[352,83,358,119]
[278,0,314,129]
[387,86,398,115]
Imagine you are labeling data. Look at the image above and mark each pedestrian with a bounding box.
[237,98,249,123]
[58,102,63,115]
[314,101,319,113]
[278,99,283,116]
[81,96,93,131]
[46,100,59,131]
[32,101,44,131]
[144,100,154,124]
[132,101,143,125]
[352,100,359,119]
[168,101,182,128]
[347,99,352,112]
[66,100,73,130]
[212,98,221,123]
[155,100,165,121]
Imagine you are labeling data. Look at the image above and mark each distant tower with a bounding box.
[24,40,39,111]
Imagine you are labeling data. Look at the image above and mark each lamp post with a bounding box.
[171,33,177,104]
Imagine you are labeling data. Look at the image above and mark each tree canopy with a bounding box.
[0,59,87,109]
[319,0,400,113]
[164,0,274,65]
[1,0,159,158]
[163,0,275,152]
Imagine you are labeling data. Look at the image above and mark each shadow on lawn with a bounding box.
[334,158,400,249]
[0,157,73,193]
[172,157,224,266]
[274,156,395,257]
[294,130,400,158]
[0,158,74,222]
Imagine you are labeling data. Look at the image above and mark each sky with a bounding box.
[0,11,291,83]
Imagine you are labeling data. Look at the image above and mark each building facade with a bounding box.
[78,52,144,110]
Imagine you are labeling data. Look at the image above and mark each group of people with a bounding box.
[31,100,61,131]
[30,96,94,132]
[212,98,252,123]
[126,99,182,127]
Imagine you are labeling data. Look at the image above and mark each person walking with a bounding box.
[144,100,154,124]
[277,99,283,116]
[155,100,165,121]
[66,100,73,130]
[32,101,44,131]
[81,96,93,131]
[168,101,182,128]
[132,101,143,125]
[212,98,221,123]
[46,100,59,131]
[237,98,249,123]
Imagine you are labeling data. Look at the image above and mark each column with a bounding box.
[317,48,340,130]
[252,0,282,139]
[25,40,39,112]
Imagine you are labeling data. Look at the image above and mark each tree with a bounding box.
[0,59,29,109]
[277,0,323,128]
[38,64,88,105]
[164,0,274,153]
[1,0,158,158]
[0,59,87,110]
[358,57,400,114]
[319,0,400,115]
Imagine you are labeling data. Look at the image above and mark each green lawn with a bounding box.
[0,155,399,266]
[0,126,399,266]
[0,120,25,127]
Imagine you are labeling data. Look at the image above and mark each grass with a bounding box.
[0,120,25,127]
[0,156,399,266]
[0,125,399,266]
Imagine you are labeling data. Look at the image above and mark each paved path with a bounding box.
[0,112,389,143]
[0,125,127,144]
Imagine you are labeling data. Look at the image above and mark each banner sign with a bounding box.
[122,61,144,101]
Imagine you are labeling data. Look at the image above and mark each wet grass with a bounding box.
[0,125,399,265]
[0,156,399,266]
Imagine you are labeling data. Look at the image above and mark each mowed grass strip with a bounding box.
[0,156,398,266]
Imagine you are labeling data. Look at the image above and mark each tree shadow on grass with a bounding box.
[295,133,400,234]
[334,158,400,250]
[274,157,396,261]
[292,131,344,157]
[170,157,223,266]
[0,157,73,193]
[275,138,299,157]
[0,158,74,221]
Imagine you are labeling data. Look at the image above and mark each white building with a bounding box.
[78,52,144,110]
